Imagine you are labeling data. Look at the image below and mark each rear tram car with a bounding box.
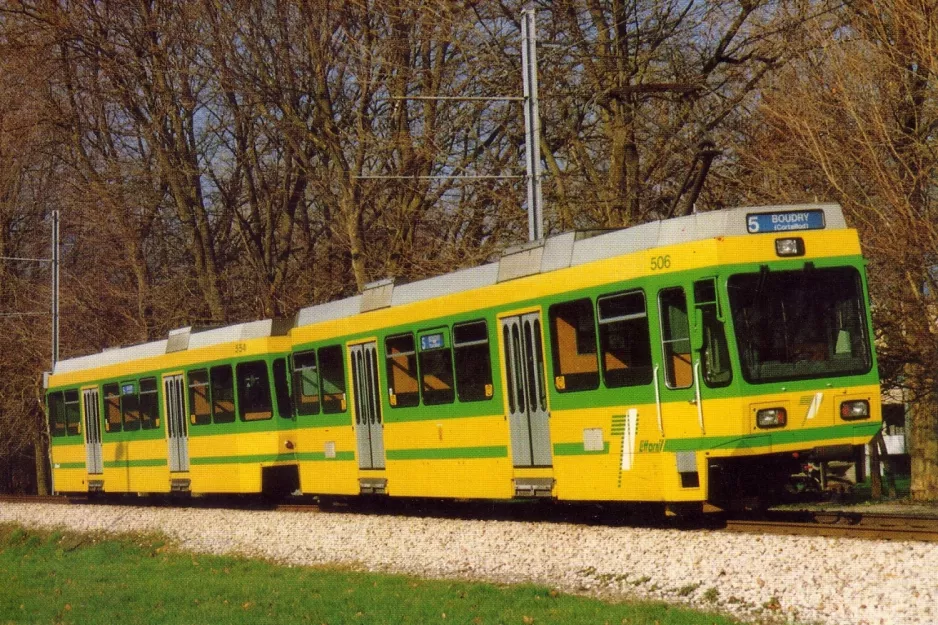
[45,203,882,508]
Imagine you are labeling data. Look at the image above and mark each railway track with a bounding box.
[0,494,72,505]
[723,510,938,542]
[3,494,937,541]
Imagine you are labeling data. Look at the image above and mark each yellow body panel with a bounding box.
[295,423,360,495]
[187,431,287,493]
[49,443,87,493]
[389,458,513,498]
[383,415,514,499]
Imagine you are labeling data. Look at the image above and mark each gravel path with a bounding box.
[1,502,936,625]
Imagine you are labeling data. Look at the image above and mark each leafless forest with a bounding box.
[2,1,937,500]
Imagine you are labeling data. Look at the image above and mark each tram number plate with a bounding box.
[747,209,825,233]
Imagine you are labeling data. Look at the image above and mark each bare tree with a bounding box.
[734,0,938,500]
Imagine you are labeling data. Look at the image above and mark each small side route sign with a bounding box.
[747,209,826,233]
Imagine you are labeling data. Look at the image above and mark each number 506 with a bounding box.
[650,255,671,271]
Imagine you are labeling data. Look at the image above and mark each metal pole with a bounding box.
[521,9,544,242]
[51,209,59,367]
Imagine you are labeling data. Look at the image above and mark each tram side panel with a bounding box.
[47,389,87,493]
[184,353,297,495]
[370,317,515,500]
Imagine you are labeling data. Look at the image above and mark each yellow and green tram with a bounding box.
[45,203,882,508]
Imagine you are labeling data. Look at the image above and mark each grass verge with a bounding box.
[0,523,747,625]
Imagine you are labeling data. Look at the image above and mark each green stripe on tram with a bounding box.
[55,462,87,470]
[102,458,168,468]
[190,453,299,465]
[385,445,508,461]
[664,421,881,452]
[553,442,611,456]
[296,451,355,462]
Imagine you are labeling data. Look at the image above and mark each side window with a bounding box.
[121,382,140,432]
[659,287,692,389]
[319,345,347,414]
[453,320,494,402]
[103,383,122,432]
[293,350,320,416]
[695,279,732,388]
[549,298,599,392]
[64,389,81,436]
[273,358,293,418]
[418,329,455,405]
[210,365,235,423]
[187,369,211,425]
[139,377,159,430]
[598,290,653,388]
[385,334,420,407]
[47,391,66,437]
[237,360,272,421]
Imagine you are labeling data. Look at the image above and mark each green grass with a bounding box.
[0,524,747,625]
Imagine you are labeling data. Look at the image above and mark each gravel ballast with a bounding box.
[1,502,935,625]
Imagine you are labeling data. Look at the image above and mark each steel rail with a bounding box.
[723,511,938,542]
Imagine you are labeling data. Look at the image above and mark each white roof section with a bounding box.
[53,339,169,375]
[52,320,279,376]
[53,203,845,376]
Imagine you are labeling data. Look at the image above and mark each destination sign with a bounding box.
[420,333,444,351]
[746,209,825,233]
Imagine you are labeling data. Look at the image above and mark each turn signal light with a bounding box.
[840,400,870,420]
[757,408,787,428]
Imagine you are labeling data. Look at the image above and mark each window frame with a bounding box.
[597,289,654,388]
[120,380,141,432]
[63,389,81,436]
[385,333,420,408]
[210,364,236,424]
[452,319,494,402]
[694,278,733,388]
[548,298,600,392]
[187,369,212,426]
[292,349,321,416]
[273,357,293,419]
[658,287,693,390]
[236,360,273,422]
[139,377,160,430]
[47,391,67,438]
[417,327,455,406]
[103,382,122,433]
[318,345,347,414]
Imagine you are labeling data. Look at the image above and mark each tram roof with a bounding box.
[48,202,846,380]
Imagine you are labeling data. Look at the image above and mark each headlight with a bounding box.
[757,408,787,428]
[775,238,805,257]
[840,400,870,420]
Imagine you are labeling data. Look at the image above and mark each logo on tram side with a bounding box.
[638,439,665,453]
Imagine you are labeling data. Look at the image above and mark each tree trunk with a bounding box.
[909,397,938,501]
[34,436,50,496]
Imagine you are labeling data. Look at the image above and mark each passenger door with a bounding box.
[500,313,552,467]
[164,374,189,472]
[350,342,385,470]
[81,388,103,475]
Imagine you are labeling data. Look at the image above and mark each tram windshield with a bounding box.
[727,266,871,383]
